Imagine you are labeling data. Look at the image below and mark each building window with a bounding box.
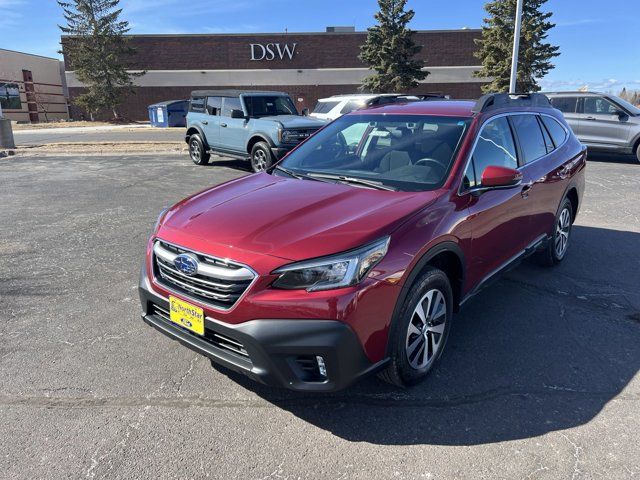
[0,83,21,110]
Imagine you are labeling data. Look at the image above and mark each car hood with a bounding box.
[259,115,326,128]
[159,173,439,261]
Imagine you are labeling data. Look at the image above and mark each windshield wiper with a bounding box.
[306,172,397,191]
[273,165,323,182]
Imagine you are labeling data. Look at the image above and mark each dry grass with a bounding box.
[11,121,144,130]
[16,141,185,155]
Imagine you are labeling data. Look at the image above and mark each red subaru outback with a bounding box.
[139,93,586,391]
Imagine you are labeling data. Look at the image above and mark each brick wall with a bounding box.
[68,82,485,121]
[64,30,486,120]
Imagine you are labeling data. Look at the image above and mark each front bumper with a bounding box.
[139,269,385,392]
[271,146,291,160]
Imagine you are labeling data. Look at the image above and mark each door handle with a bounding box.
[202,120,208,125]
[585,116,596,121]
[521,182,533,198]
[220,123,228,128]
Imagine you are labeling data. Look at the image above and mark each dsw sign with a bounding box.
[250,43,297,61]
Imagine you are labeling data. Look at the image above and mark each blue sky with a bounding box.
[1,0,639,92]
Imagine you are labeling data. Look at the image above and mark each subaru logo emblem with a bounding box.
[174,253,198,276]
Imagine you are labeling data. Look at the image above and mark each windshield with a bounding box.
[277,114,471,192]
[244,95,298,117]
[612,96,640,116]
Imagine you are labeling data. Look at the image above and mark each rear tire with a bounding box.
[536,198,573,266]
[189,134,210,165]
[250,142,273,173]
[635,142,640,164]
[378,267,453,387]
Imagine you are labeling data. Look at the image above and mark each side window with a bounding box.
[550,97,578,113]
[190,97,205,113]
[510,114,547,164]
[206,96,221,115]
[537,116,554,154]
[465,117,518,188]
[221,97,242,117]
[540,116,568,147]
[583,96,618,115]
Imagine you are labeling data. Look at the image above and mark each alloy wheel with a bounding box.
[190,139,201,162]
[405,289,447,370]
[253,149,267,171]
[555,207,571,258]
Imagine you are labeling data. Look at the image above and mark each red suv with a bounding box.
[139,93,586,392]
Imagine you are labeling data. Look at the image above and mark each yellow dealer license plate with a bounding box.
[169,296,205,336]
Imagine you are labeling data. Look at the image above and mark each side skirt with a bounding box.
[459,234,548,307]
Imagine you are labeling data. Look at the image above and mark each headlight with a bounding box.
[272,237,390,291]
[281,129,295,143]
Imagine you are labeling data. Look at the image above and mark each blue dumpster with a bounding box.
[148,100,189,127]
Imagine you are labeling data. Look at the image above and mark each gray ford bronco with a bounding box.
[186,90,326,172]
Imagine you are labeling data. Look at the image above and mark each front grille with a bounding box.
[152,240,255,310]
[282,128,320,145]
[150,303,252,363]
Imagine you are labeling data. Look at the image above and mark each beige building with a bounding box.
[0,48,69,123]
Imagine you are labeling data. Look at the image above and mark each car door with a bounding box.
[509,113,565,242]
[579,96,632,149]
[218,96,249,153]
[461,116,532,282]
[549,96,581,136]
[202,96,222,148]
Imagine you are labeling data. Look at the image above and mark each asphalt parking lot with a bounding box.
[0,152,638,479]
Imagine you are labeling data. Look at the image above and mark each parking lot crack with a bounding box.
[560,432,584,480]
[175,355,198,397]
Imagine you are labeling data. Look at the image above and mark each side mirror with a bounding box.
[301,107,310,116]
[481,165,523,188]
[230,109,246,119]
[615,109,628,120]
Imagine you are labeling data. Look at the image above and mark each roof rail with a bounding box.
[472,93,551,113]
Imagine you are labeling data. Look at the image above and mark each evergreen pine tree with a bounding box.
[58,0,142,120]
[360,0,427,93]
[474,0,560,93]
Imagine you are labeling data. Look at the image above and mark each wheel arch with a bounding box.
[385,241,465,357]
[186,126,207,147]
[632,132,640,157]
[565,187,579,220]
[246,133,275,154]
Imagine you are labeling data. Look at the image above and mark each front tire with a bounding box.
[250,142,273,173]
[379,267,453,387]
[189,134,210,165]
[635,142,640,164]
[536,198,573,266]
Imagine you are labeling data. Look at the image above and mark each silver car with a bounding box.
[545,91,640,163]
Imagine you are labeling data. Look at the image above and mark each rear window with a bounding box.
[340,100,366,114]
[312,101,340,114]
[540,116,568,148]
[510,114,548,164]
[190,97,205,113]
[550,97,578,113]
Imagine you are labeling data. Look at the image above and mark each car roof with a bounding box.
[190,89,289,98]
[544,91,605,97]
[357,100,477,117]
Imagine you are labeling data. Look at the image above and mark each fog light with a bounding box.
[316,356,327,378]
